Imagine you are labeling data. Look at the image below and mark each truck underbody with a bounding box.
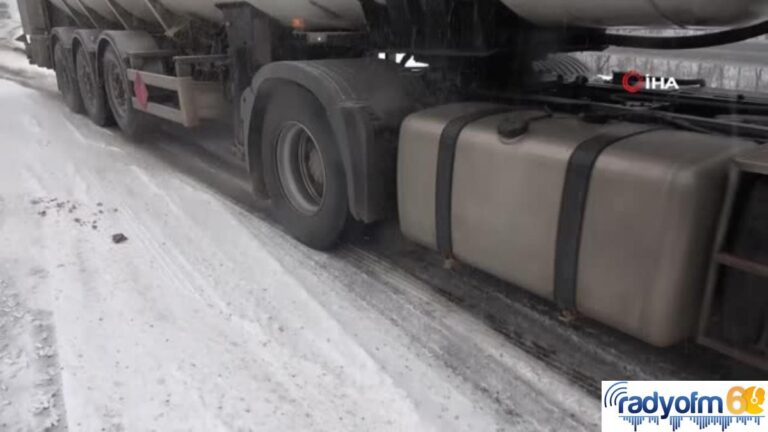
[14,0,768,372]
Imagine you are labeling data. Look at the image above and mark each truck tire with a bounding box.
[261,84,348,250]
[53,42,84,114]
[75,47,113,127]
[102,45,145,138]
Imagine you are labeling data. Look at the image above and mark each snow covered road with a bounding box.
[0,45,602,431]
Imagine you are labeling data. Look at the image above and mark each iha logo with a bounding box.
[602,381,767,432]
[621,70,680,93]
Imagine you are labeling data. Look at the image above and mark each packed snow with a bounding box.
[0,18,599,432]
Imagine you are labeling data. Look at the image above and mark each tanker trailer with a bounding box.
[14,0,768,370]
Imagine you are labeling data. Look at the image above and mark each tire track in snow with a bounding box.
[119,151,598,430]
[16,144,238,430]
[70,141,510,428]
[115,180,431,429]
[220,203,599,431]
[0,179,70,432]
[0,170,73,432]
[59,162,434,430]
[0,275,68,432]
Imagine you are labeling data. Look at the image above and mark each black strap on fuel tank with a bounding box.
[436,107,511,257]
[554,127,663,310]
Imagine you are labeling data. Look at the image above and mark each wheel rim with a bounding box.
[275,122,326,215]
[105,57,129,120]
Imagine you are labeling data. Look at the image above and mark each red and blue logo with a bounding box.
[602,381,766,431]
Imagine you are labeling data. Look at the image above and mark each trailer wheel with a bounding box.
[75,48,113,127]
[261,84,348,250]
[53,42,84,114]
[102,45,145,138]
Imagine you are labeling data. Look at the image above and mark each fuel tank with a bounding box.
[398,103,754,346]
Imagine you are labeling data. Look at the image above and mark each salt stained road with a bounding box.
[0,45,599,431]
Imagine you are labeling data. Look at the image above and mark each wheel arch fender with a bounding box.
[241,58,422,222]
[50,26,77,49]
[50,27,77,73]
[95,30,159,79]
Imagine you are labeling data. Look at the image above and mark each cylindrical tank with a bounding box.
[48,0,768,32]
[500,0,768,27]
[57,0,367,30]
[65,0,117,23]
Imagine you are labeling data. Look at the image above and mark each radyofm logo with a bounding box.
[602,381,767,432]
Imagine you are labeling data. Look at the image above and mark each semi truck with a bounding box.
[14,0,768,371]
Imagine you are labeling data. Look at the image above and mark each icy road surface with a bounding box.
[0,48,600,430]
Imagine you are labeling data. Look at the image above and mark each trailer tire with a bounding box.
[53,42,84,114]
[75,47,113,127]
[261,84,349,250]
[102,45,145,138]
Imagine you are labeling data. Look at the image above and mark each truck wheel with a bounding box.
[102,45,145,138]
[261,84,348,250]
[75,47,113,127]
[53,42,84,113]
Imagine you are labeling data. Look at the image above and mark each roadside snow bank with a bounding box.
[0,1,22,49]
